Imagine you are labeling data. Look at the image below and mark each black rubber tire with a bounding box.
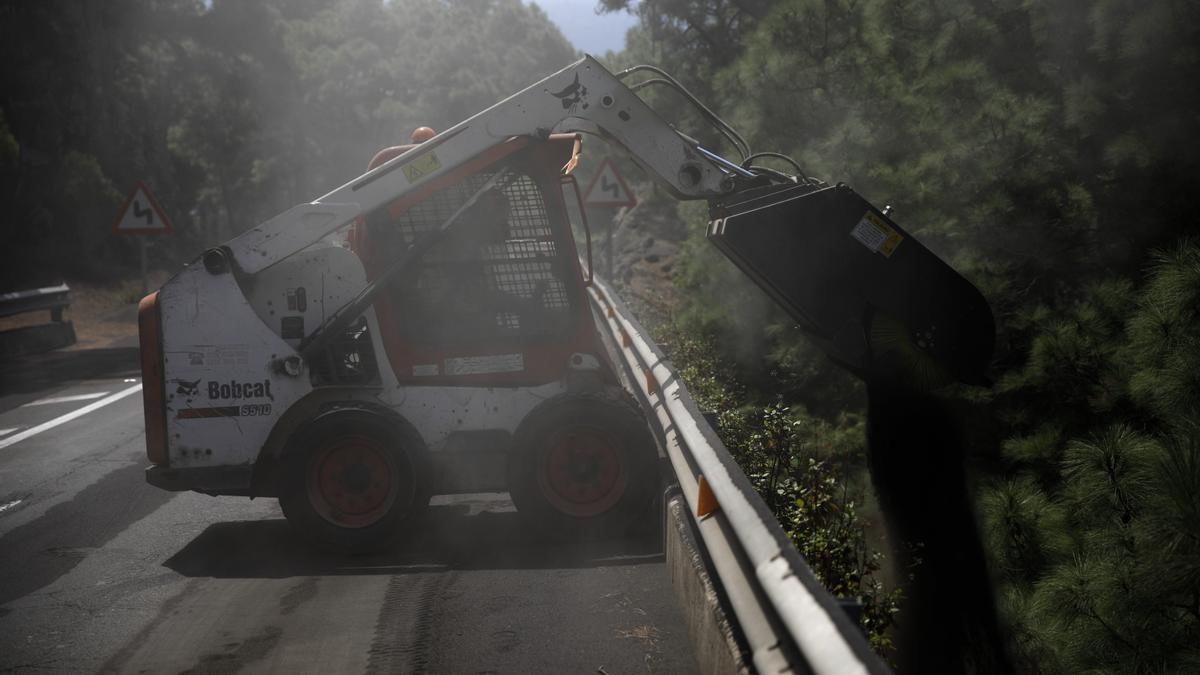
[506,390,659,539]
[278,408,430,553]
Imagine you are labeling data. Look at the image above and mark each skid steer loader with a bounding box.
[138,56,994,551]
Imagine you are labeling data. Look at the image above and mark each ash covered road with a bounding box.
[0,347,697,673]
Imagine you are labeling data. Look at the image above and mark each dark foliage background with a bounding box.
[0,0,576,288]
[603,0,1200,670]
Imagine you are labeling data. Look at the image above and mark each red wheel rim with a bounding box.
[537,427,628,517]
[307,435,397,528]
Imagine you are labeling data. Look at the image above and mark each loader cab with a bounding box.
[350,134,607,387]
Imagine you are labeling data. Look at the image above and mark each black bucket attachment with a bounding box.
[707,183,994,387]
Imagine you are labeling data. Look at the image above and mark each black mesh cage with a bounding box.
[376,168,574,344]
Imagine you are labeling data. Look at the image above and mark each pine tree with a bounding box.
[982,241,1200,671]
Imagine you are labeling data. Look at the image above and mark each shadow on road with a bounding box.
[0,347,141,397]
[165,503,663,579]
[0,462,175,606]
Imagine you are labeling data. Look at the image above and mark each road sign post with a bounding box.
[583,158,637,282]
[112,182,172,294]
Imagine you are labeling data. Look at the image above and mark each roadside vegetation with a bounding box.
[605,0,1200,669]
[655,320,903,652]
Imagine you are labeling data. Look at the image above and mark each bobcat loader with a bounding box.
[138,57,993,551]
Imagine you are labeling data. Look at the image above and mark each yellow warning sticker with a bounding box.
[850,210,904,257]
[401,151,442,184]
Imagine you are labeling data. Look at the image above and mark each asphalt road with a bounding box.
[0,347,698,673]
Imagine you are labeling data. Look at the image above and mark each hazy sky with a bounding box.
[532,1,638,55]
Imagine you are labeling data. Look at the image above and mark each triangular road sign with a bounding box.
[113,181,172,235]
[583,158,637,208]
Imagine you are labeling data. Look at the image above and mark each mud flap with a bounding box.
[707,183,994,386]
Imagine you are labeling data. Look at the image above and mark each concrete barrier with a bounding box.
[0,321,77,358]
[0,284,77,358]
[664,493,750,675]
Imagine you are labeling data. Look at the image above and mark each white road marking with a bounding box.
[0,499,23,514]
[0,428,18,437]
[0,384,143,450]
[22,391,111,407]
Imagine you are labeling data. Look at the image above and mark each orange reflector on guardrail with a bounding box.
[696,474,719,518]
[644,367,659,396]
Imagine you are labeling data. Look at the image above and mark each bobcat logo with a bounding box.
[174,379,201,396]
[549,73,588,113]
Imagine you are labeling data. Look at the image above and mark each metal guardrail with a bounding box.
[587,277,889,675]
[0,283,77,358]
[0,283,72,321]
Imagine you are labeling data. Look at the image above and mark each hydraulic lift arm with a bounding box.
[211,54,992,388]
[220,55,735,277]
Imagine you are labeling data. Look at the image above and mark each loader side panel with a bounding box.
[243,244,380,386]
[157,264,313,474]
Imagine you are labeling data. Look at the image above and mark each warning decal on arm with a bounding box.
[850,211,904,257]
[402,151,442,184]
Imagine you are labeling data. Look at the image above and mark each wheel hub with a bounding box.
[308,436,395,527]
[540,428,628,517]
[341,463,373,494]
